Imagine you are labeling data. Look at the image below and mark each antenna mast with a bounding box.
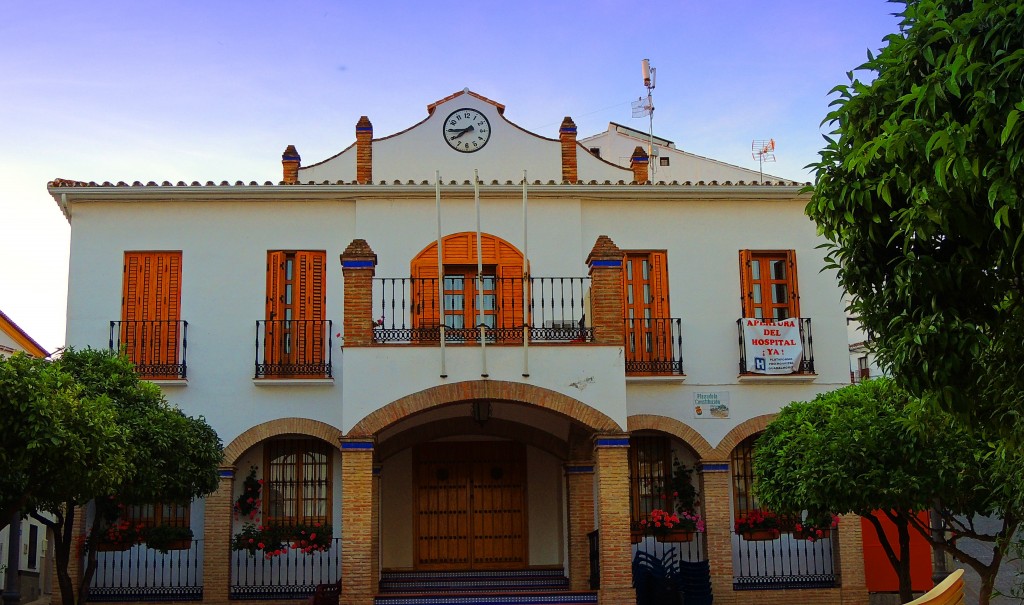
[632,59,656,173]
[751,139,776,184]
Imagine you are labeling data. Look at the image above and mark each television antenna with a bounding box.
[751,138,776,184]
[631,59,656,174]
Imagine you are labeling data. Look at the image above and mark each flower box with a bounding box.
[740,528,780,541]
[655,529,695,543]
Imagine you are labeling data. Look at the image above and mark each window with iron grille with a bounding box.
[629,435,689,535]
[731,434,760,520]
[264,438,332,526]
[124,501,190,529]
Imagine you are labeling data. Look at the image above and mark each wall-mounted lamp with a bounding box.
[471,401,492,426]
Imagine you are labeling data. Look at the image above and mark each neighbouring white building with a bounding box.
[48,88,870,605]
[1,309,52,604]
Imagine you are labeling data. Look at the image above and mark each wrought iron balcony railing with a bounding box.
[109,320,188,380]
[372,276,591,344]
[736,317,814,375]
[255,320,333,379]
[624,318,684,375]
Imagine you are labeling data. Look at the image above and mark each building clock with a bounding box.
[443,108,491,153]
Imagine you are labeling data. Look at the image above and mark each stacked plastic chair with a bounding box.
[677,560,712,605]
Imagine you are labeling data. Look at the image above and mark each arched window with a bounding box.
[410,233,527,339]
[264,438,332,526]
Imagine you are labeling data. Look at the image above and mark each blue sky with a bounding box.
[0,1,901,352]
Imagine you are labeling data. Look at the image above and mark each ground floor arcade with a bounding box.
[57,384,869,605]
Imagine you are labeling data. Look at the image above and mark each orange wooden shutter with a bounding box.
[294,251,326,364]
[265,251,287,366]
[738,249,753,317]
[785,250,800,318]
[121,252,181,373]
[157,253,182,366]
[498,264,524,335]
[412,258,441,330]
[649,252,669,318]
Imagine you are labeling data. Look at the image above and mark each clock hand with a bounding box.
[449,125,475,140]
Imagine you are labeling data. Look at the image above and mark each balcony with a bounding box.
[624,318,684,376]
[736,317,814,380]
[255,320,333,379]
[371,276,591,344]
[109,320,188,380]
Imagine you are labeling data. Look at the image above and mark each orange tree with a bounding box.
[27,348,222,605]
[754,379,1023,605]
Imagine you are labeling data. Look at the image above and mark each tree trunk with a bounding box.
[35,505,77,605]
[76,510,104,605]
[895,516,913,604]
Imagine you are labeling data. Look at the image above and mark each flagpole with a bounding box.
[475,170,488,377]
[521,170,529,377]
[435,170,447,378]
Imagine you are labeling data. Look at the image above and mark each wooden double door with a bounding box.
[414,441,527,569]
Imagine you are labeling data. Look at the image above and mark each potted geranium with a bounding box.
[734,510,781,541]
[142,523,194,553]
[639,508,705,543]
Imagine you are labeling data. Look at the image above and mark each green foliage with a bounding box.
[755,379,1022,604]
[806,0,1024,440]
[0,352,132,529]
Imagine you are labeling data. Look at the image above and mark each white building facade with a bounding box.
[50,89,868,605]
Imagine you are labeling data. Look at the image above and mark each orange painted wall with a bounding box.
[861,512,933,592]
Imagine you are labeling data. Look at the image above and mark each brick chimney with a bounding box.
[356,116,373,184]
[559,116,578,184]
[281,145,300,184]
[630,146,649,184]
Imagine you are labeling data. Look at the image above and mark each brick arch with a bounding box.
[223,418,344,465]
[709,413,776,460]
[347,380,622,437]
[627,414,714,460]
[376,417,570,461]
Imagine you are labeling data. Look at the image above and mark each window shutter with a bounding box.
[294,251,326,364]
[649,251,669,318]
[498,264,524,334]
[786,250,800,318]
[411,258,441,330]
[265,251,288,366]
[738,250,753,317]
[121,252,181,372]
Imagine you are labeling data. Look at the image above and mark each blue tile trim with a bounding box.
[218,469,235,479]
[594,438,629,448]
[356,126,374,132]
[565,465,594,474]
[700,462,729,473]
[589,260,622,268]
[341,441,374,450]
[560,127,577,134]
[342,260,375,268]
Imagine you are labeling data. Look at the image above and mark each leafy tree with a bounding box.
[754,379,1021,605]
[806,0,1024,440]
[25,348,223,605]
[0,352,131,532]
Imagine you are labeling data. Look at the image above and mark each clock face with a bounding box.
[443,108,491,153]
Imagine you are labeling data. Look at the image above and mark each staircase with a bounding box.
[375,569,597,605]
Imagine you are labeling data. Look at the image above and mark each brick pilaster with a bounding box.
[586,236,624,346]
[593,435,632,605]
[837,513,869,604]
[340,439,375,605]
[564,461,595,591]
[698,461,734,603]
[340,240,378,347]
[371,465,382,590]
[202,466,236,605]
[559,117,578,184]
[630,145,649,184]
[355,117,373,184]
[282,145,300,185]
